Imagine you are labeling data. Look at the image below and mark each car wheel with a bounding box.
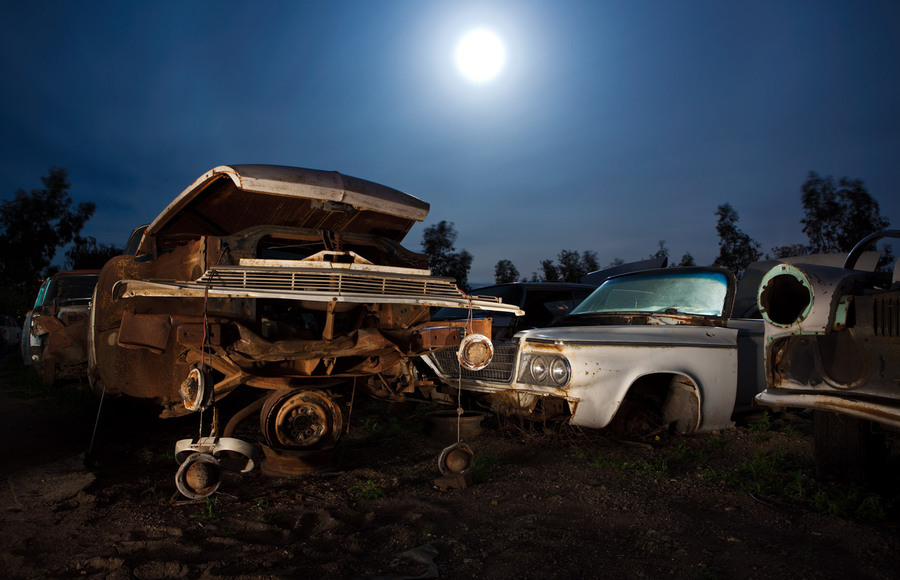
[813,411,885,485]
[608,398,664,439]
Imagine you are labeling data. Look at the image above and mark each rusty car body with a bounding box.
[22,270,99,385]
[88,165,521,473]
[755,230,900,481]
[425,267,767,436]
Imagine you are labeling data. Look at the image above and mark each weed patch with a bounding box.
[189,497,220,521]
[348,479,386,500]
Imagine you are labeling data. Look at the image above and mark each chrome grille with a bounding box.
[197,266,462,299]
[430,343,517,383]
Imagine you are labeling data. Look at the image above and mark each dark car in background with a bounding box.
[21,270,100,385]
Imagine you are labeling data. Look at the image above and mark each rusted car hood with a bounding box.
[138,165,429,256]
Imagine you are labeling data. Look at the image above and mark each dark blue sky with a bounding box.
[2,1,898,283]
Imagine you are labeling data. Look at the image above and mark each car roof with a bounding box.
[139,165,430,255]
[472,282,597,292]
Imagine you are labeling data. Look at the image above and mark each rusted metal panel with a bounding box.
[117,311,171,353]
[176,322,224,347]
[32,315,65,336]
[410,319,492,350]
[756,390,900,430]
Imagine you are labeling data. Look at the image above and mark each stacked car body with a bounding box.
[85,165,520,462]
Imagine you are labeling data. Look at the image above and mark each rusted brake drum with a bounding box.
[175,452,222,499]
[260,389,343,450]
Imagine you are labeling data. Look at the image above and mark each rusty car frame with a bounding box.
[755,230,900,482]
[87,165,521,489]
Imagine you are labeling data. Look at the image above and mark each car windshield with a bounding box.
[570,270,730,317]
[44,275,99,304]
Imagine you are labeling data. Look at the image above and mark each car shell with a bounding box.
[754,230,900,481]
[88,165,521,452]
[430,267,761,435]
[21,270,100,384]
[754,233,898,426]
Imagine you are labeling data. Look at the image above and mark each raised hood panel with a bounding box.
[139,165,429,255]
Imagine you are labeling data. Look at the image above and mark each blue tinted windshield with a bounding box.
[570,271,729,317]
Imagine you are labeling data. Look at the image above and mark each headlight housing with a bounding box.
[518,353,570,387]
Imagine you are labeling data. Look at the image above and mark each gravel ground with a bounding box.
[2,355,900,579]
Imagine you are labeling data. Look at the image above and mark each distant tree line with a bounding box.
[713,171,891,278]
[2,168,889,317]
[421,170,891,288]
[0,167,122,316]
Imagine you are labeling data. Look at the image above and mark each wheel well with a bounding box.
[619,373,700,434]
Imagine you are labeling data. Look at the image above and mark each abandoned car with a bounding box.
[21,270,100,385]
[755,230,900,481]
[1,314,21,353]
[425,266,767,436]
[88,165,521,477]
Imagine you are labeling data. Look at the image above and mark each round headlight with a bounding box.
[457,333,494,371]
[549,358,570,386]
[530,356,549,382]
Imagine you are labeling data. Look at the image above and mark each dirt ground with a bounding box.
[2,354,900,580]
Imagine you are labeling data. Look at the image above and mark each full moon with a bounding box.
[455,29,505,83]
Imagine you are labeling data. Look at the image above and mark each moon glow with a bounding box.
[455,29,505,83]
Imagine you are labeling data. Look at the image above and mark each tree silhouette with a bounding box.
[712,203,762,279]
[420,220,473,290]
[494,259,519,284]
[65,236,123,270]
[801,171,890,254]
[0,167,95,295]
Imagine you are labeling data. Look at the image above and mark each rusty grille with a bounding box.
[873,294,900,337]
[430,343,517,383]
[196,267,462,299]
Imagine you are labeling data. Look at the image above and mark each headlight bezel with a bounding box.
[518,353,571,387]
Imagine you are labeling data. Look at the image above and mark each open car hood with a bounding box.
[138,165,430,255]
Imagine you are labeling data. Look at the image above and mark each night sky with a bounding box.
[2,1,898,284]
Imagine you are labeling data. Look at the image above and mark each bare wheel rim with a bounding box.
[260,389,343,450]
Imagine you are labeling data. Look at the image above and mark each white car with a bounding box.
[425,267,766,436]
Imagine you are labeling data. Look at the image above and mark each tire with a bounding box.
[814,410,885,485]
